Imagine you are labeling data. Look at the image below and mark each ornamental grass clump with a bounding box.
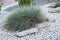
[3,6,49,32]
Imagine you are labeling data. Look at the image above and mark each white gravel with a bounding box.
[0,3,60,40]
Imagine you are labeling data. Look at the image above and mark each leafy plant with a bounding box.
[18,0,33,6]
[48,0,50,3]
[0,6,1,11]
[54,2,60,8]
[0,2,3,11]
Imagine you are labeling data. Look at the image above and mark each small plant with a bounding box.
[18,0,33,6]
[0,2,3,11]
[0,6,1,11]
[54,2,60,8]
[48,0,50,3]
[4,6,49,32]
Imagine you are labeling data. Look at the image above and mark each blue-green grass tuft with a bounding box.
[4,6,49,32]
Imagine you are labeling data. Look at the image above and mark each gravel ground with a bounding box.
[0,4,60,40]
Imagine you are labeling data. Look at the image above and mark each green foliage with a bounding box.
[18,0,33,6]
[48,0,50,2]
[4,6,48,32]
[0,3,2,11]
[0,2,3,11]
[0,6,1,11]
[54,2,60,8]
[4,6,40,31]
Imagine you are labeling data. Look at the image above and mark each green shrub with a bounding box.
[18,0,33,6]
[0,2,3,11]
[54,2,60,8]
[4,6,48,32]
[0,6,1,11]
